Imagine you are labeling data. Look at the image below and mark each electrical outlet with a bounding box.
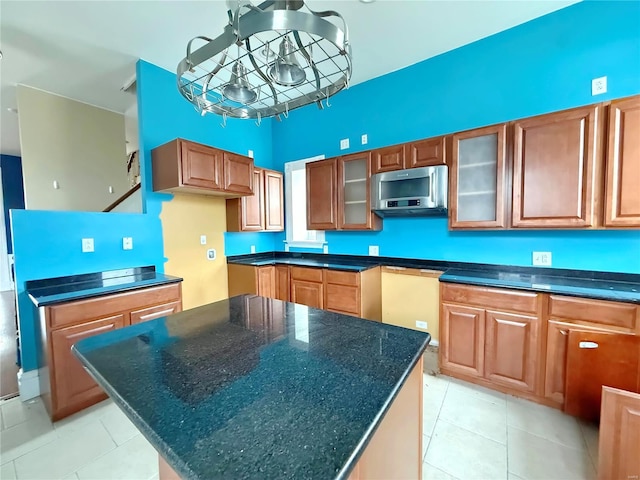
[323,245,329,254]
[122,237,133,250]
[207,248,216,260]
[200,235,207,245]
[416,321,428,330]
[361,134,368,145]
[250,245,256,254]
[248,150,254,158]
[368,245,379,256]
[284,244,290,252]
[592,76,607,95]
[532,251,552,266]
[81,238,94,253]
[340,138,350,150]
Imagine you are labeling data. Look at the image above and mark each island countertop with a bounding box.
[72,295,430,480]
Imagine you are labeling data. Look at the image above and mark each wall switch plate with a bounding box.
[532,251,552,266]
[207,248,216,260]
[416,321,428,330]
[200,235,207,245]
[81,238,94,253]
[122,237,133,250]
[361,134,368,145]
[369,245,379,256]
[248,150,254,158]
[323,245,329,254]
[284,244,290,252]
[250,245,256,254]
[592,76,607,95]
[340,138,349,150]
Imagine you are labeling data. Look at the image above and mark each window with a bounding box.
[284,156,325,248]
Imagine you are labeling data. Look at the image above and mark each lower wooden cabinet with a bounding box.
[291,279,324,309]
[440,304,485,378]
[275,266,290,302]
[39,283,183,421]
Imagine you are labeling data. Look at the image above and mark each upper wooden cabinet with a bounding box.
[306,158,338,230]
[338,152,382,231]
[152,139,254,197]
[450,124,508,229]
[604,95,640,227]
[512,105,603,228]
[227,168,284,232]
[406,136,447,168]
[372,144,406,174]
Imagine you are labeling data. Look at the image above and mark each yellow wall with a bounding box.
[381,271,440,343]
[160,194,228,310]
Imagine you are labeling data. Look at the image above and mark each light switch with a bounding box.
[340,138,350,150]
[81,238,94,253]
[122,237,133,250]
[532,251,552,266]
[250,245,256,254]
[369,245,379,256]
[200,235,207,245]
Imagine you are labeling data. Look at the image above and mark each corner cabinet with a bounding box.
[449,124,508,229]
[604,95,640,227]
[512,105,603,228]
[227,168,284,232]
[152,138,254,197]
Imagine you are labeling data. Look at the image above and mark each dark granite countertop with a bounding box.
[72,295,430,480]
[27,266,183,307]
[228,253,640,304]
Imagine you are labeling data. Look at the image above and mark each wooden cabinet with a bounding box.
[290,267,324,309]
[275,265,290,302]
[372,144,406,173]
[406,136,447,168]
[512,105,603,228]
[227,168,284,232]
[598,386,640,480]
[440,304,485,378]
[485,310,539,393]
[152,138,254,197]
[40,282,182,420]
[338,153,381,231]
[306,158,338,230]
[604,95,640,227]
[450,124,508,229]
[323,268,381,320]
[256,266,276,298]
[51,315,124,417]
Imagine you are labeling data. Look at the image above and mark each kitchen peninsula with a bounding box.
[72,295,430,479]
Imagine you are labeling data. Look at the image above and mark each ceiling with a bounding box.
[0,0,579,156]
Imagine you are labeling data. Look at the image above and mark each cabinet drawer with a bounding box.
[48,283,182,329]
[325,270,359,286]
[290,266,323,283]
[441,283,539,314]
[130,301,182,325]
[548,295,638,331]
[325,283,360,316]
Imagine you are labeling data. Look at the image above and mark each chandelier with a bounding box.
[176,0,352,124]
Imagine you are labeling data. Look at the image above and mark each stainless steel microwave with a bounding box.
[371,165,448,217]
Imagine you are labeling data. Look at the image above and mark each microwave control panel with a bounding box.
[387,199,421,207]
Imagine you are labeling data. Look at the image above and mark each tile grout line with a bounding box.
[507,423,590,453]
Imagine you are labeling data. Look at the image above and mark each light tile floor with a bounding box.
[0,375,599,479]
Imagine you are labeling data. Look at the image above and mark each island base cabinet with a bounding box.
[50,315,124,421]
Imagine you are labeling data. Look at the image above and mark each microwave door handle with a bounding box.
[430,174,436,204]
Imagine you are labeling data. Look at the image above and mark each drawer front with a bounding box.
[290,266,323,283]
[48,283,182,329]
[549,295,638,331]
[325,283,360,316]
[130,301,182,325]
[325,270,359,287]
[441,283,539,314]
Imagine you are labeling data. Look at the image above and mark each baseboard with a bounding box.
[429,339,439,347]
[17,369,40,401]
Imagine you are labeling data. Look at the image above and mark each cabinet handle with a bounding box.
[559,330,569,336]
[579,341,599,349]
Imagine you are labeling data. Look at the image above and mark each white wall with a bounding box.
[16,86,130,212]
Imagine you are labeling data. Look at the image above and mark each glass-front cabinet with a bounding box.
[450,124,508,229]
[338,152,382,230]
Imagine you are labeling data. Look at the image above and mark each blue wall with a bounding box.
[135,60,281,255]
[263,0,640,273]
[11,210,165,371]
[0,154,25,254]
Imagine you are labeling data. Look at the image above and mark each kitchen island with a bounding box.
[72,294,430,479]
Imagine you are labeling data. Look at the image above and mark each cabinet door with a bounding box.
[450,124,508,229]
[604,95,640,227]
[512,105,602,227]
[224,152,254,194]
[291,280,323,309]
[51,315,124,415]
[598,386,640,480]
[440,304,485,378]
[275,266,290,302]
[264,170,284,231]
[372,145,406,174]
[406,136,446,168]
[180,141,224,189]
[130,301,182,325]
[306,158,338,230]
[240,169,264,231]
[484,310,539,393]
[338,152,380,231]
[256,266,276,298]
